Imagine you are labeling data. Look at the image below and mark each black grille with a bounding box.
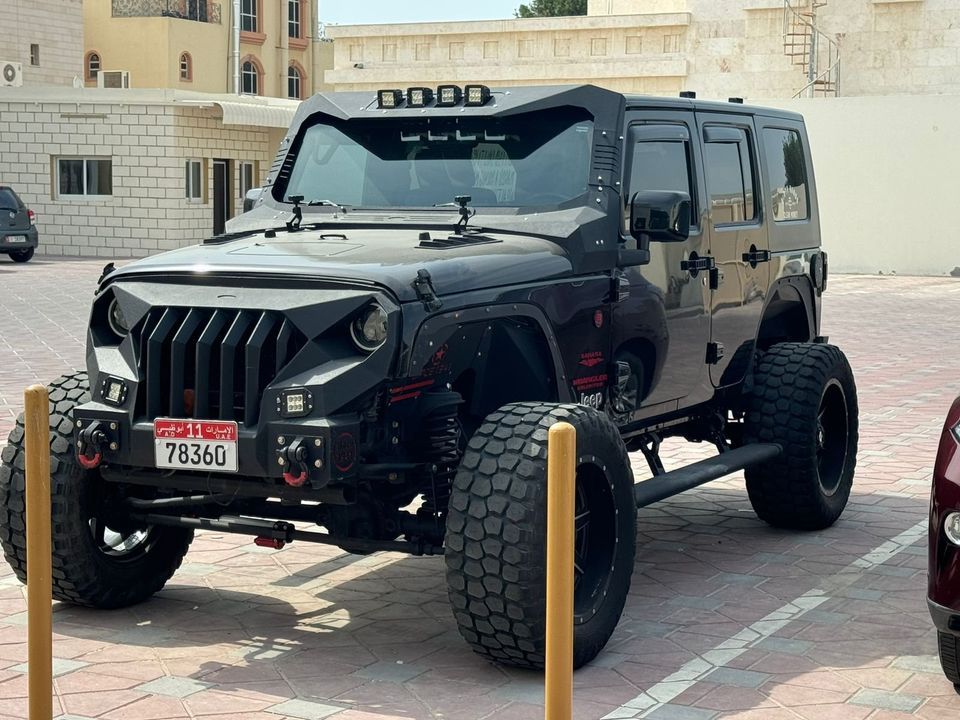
[135,308,306,425]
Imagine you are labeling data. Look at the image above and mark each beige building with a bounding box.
[0,0,84,87]
[0,87,294,257]
[326,0,960,99]
[84,0,333,99]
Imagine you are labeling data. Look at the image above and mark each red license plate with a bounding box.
[153,419,238,472]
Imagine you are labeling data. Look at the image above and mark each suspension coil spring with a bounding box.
[419,397,462,521]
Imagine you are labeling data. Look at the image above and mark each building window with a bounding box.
[483,41,499,60]
[349,44,363,62]
[382,43,397,63]
[288,0,301,38]
[626,35,643,54]
[240,161,257,198]
[185,159,203,202]
[449,42,464,60]
[85,52,101,81]
[517,39,534,58]
[57,158,113,198]
[554,38,571,57]
[415,43,430,61]
[591,37,607,56]
[29,44,40,66]
[240,0,258,33]
[288,64,302,99]
[241,57,260,94]
[179,52,192,81]
[663,34,681,53]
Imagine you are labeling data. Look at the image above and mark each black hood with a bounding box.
[107,223,577,302]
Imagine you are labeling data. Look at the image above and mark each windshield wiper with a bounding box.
[307,199,348,214]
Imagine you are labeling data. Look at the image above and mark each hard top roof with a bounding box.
[623,93,803,121]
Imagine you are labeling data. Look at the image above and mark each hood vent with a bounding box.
[417,232,501,250]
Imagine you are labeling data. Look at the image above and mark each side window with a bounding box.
[762,128,809,222]
[626,139,695,229]
[704,129,757,225]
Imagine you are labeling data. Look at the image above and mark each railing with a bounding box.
[112,0,222,24]
[782,0,840,97]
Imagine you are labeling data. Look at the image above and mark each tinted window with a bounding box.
[763,128,809,221]
[627,140,694,226]
[0,189,19,210]
[58,158,113,196]
[704,137,756,225]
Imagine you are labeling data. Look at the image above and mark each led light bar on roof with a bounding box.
[377,89,403,109]
[436,84,463,107]
[464,84,492,107]
[407,87,434,107]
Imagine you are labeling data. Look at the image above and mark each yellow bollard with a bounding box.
[24,385,52,720]
[545,421,576,720]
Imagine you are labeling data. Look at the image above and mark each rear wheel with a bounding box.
[445,402,636,669]
[9,248,34,263]
[0,372,193,608]
[744,343,859,530]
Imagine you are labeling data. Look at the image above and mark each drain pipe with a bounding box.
[232,0,241,94]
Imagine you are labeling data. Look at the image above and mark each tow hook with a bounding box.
[279,438,309,487]
[76,420,109,470]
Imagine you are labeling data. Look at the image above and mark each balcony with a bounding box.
[112,0,222,24]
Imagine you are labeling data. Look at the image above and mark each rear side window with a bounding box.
[703,129,757,225]
[762,128,809,222]
[0,189,19,210]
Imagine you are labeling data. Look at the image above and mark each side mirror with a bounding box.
[243,187,264,214]
[630,190,691,243]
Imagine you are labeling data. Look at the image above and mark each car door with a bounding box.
[614,110,713,419]
[696,113,771,388]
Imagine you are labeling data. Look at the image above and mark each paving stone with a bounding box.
[646,704,718,720]
[848,688,924,713]
[891,654,943,674]
[351,660,427,683]
[755,637,814,655]
[135,676,213,698]
[265,698,347,719]
[11,658,88,677]
[702,667,771,688]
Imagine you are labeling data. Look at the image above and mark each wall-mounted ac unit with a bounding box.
[97,70,131,89]
[0,61,23,88]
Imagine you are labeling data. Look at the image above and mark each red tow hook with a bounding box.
[255,536,286,549]
[283,468,308,487]
[77,451,102,470]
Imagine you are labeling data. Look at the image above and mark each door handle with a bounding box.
[742,248,771,267]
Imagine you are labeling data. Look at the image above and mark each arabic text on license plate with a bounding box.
[5,236,26,243]
[153,419,238,473]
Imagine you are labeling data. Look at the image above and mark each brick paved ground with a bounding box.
[0,258,959,720]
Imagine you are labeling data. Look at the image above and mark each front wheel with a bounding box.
[939,631,960,691]
[0,372,193,608]
[743,343,859,530]
[445,402,636,669]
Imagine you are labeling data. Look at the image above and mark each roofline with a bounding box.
[623,94,805,121]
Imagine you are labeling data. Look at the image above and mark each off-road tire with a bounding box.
[744,343,858,530]
[445,402,636,669]
[9,248,34,263]
[939,631,960,690]
[0,372,193,608]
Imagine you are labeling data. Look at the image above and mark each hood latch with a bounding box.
[413,269,443,312]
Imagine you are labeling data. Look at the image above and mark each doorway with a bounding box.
[212,159,232,236]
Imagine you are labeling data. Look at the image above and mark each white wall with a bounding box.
[759,95,959,276]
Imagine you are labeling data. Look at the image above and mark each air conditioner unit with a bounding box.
[0,61,23,88]
[98,70,131,89]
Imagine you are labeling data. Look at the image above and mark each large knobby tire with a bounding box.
[939,631,960,691]
[445,402,636,669]
[0,372,193,608]
[744,343,858,530]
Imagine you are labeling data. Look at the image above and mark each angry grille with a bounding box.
[134,308,306,426]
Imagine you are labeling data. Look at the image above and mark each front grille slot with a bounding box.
[135,307,306,425]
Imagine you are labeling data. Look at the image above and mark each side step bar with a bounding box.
[634,443,781,508]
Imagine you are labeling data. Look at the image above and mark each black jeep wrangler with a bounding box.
[0,85,857,669]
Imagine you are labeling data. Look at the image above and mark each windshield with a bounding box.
[280,107,595,209]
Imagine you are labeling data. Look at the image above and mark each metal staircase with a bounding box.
[783,0,841,97]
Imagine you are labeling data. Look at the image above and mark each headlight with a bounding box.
[107,298,129,337]
[945,512,960,547]
[350,305,388,352]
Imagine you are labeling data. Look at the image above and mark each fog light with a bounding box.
[407,87,434,107]
[436,84,462,107]
[377,89,403,109]
[464,84,492,106]
[278,388,313,418]
[100,376,128,406]
[946,512,960,547]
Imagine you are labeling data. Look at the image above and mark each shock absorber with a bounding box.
[417,391,463,528]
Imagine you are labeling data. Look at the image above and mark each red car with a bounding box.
[929,396,960,690]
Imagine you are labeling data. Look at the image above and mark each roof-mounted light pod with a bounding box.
[377,89,403,109]
[436,84,463,107]
[464,84,492,107]
[407,87,434,108]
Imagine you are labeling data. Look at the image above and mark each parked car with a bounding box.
[0,85,858,669]
[929,396,960,690]
[0,185,38,262]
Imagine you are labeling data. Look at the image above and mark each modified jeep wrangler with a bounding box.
[0,85,858,669]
